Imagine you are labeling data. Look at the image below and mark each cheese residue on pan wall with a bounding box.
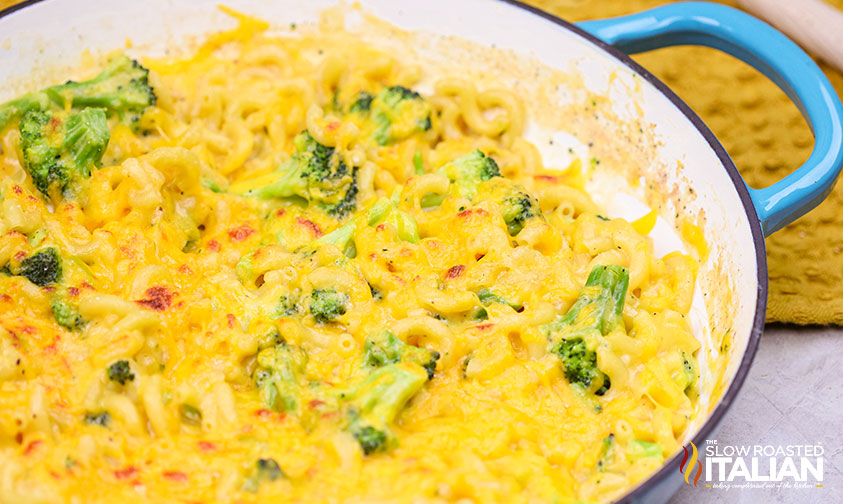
[0,7,708,503]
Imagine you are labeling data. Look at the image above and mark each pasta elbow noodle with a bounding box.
[140,374,171,437]
[434,78,509,136]
[416,286,478,314]
[537,184,600,216]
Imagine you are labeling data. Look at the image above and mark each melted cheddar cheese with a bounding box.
[0,8,701,503]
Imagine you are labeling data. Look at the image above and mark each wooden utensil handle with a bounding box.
[738,0,843,73]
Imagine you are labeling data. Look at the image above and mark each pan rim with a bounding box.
[0,0,768,501]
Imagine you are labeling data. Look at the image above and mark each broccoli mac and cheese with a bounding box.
[0,8,702,504]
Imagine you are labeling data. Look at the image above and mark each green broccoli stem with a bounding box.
[0,92,51,130]
[44,55,156,123]
[544,265,629,396]
[554,264,629,336]
[315,219,356,252]
[238,159,307,201]
[626,439,663,462]
[340,362,427,455]
[366,189,420,243]
[477,288,523,312]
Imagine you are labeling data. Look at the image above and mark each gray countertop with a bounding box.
[669,325,842,503]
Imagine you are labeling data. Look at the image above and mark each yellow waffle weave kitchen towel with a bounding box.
[1,0,842,323]
[527,0,843,325]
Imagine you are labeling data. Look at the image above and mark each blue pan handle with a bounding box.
[577,1,843,236]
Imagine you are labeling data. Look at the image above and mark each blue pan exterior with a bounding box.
[3,0,839,502]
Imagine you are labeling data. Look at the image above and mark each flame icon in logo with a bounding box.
[679,441,703,487]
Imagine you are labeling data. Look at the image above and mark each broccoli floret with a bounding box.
[543,265,629,395]
[253,343,307,413]
[242,458,285,493]
[308,288,349,323]
[369,86,431,145]
[44,54,156,128]
[338,362,428,455]
[232,131,358,217]
[20,107,110,197]
[477,287,523,312]
[51,295,85,330]
[352,425,388,455]
[275,295,300,317]
[293,132,358,217]
[107,360,135,385]
[0,92,51,130]
[329,177,359,218]
[349,91,373,114]
[440,150,501,201]
[18,247,62,287]
[367,189,419,243]
[555,338,610,395]
[363,330,440,380]
[84,411,110,427]
[500,190,542,236]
